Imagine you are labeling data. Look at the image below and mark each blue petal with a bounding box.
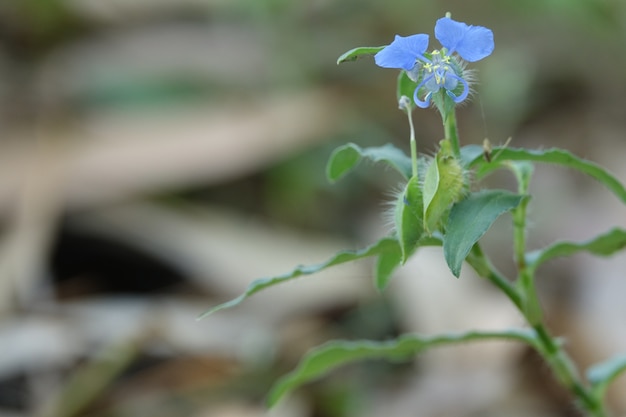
[446,73,470,103]
[412,74,435,108]
[435,17,494,62]
[375,34,429,70]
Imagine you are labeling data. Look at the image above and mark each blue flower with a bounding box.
[375,17,494,108]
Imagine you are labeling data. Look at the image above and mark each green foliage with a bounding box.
[326,142,413,182]
[423,140,467,234]
[374,239,403,291]
[526,228,626,273]
[394,176,424,264]
[337,46,386,64]
[267,328,539,407]
[444,190,524,277]
[373,234,443,291]
[587,354,626,401]
[197,238,401,319]
[464,145,626,204]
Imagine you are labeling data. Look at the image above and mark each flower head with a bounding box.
[375,17,494,108]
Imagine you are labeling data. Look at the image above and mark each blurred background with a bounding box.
[1,0,626,416]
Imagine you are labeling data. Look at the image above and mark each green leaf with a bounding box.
[444,190,524,277]
[463,146,626,204]
[326,143,412,182]
[423,140,467,234]
[587,353,626,400]
[326,143,361,181]
[459,144,485,167]
[337,46,385,64]
[526,228,626,272]
[395,176,424,264]
[374,239,402,291]
[197,238,399,319]
[267,328,539,407]
[374,234,444,291]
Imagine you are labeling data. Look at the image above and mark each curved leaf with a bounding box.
[463,146,626,204]
[444,190,524,277]
[326,143,361,181]
[423,140,467,234]
[197,238,399,319]
[526,228,626,272]
[374,239,402,291]
[587,353,626,400]
[395,176,424,263]
[326,143,412,182]
[337,46,385,64]
[375,234,443,291]
[267,328,539,407]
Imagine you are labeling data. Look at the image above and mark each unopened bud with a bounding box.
[398,95,412,112]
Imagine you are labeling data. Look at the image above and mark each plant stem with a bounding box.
[445,105,607,416]
[469,245,608,416]
[508,162,608,417]
[443,111,461,158]
[533,324,607,416]
[466,244,522,310]
[407,108,418,179]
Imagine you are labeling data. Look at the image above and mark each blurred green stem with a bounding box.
[443,110,461,158]
[466,162,610,417]
[407,108,418,178]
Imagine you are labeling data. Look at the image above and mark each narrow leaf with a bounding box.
[464,146,626,204]
[267,328,539,407]
[326,144,360,181]
[337,46,385,64]
[395,176,424,263]
[326,143,412,182]
[587,354,626,400]
[526,228,626,272]
[375,234,444,291]
[198,238,399,319]
[444,190,524,277]
[374,239,401,291]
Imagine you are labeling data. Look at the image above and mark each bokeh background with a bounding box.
[1,0,626,416]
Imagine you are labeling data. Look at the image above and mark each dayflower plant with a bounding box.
[375,17,494,108]
[201,13,626,417]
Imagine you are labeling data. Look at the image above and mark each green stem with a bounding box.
[466,244,522,310]
[443,110,461,158]
[513,203,527,269]
[469,245,608,416]
[506,162,608,416]
[407,108,418,179]
[533,324,606,416]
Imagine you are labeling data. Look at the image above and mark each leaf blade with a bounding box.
[587,354,626,400]
[526,228,626,272]
[465,146,626,204]
[326,143,413,182]
[395,176,424,263]
[444,190,524,277]
[198,238,399,319]
[374,239,402,291]
[268,328,539,407]
[337,46,386,64]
